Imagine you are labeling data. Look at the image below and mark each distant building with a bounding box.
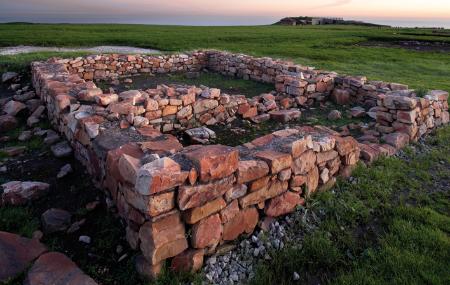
[274,16,388,27]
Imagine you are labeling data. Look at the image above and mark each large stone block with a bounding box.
[135,157,188,195]
[265,191,304,217]
[183,145,239,182]
[255,150,292,174]
[191,214,222,249]
[236,160,269,184]
[292,150,316,175]
[178,175,235,210]
[139,211,188,265]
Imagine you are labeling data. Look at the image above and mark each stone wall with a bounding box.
[63,52,207,80]
[31,50,449,278]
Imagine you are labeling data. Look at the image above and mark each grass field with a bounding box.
[0,23,449,285]
[1,23,450,92]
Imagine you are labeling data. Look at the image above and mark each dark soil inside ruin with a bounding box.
[96,71,274,98]
[179,103,368,147]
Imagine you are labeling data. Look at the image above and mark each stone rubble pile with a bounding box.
[29,50,449,280]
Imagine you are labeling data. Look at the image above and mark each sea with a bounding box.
[1,15,449,29]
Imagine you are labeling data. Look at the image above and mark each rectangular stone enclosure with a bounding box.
[31,50,449,276]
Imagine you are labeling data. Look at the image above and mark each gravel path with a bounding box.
[0,45,160,56]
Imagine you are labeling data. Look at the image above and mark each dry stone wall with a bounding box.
[31,50,449,278]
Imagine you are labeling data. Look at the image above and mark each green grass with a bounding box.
[0,24,449,92]
[250,125,450,285]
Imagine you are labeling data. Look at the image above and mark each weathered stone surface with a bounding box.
[265,191,302,217]
[280,135,312,158]
[183,145,239,182]
[383,95,417,110]
[183,198,226,224]
[118,154,141,185]
[147,191,176,217]
[24,252,97,285]
[334,136,359,156]
[331,89,350,105]
[41,208,72,234]
[1,181,50,206]
[0,115,18,132]
[0,231,47,282]
[3,100,26,116]
[2,71,18,83]
[171,249,204,273]
[239,180,288,208]
[50,141,73,158]
[236,160,269,184]
[224,184,247,202]
[191,214,222,249]
[178,175,235,210]
[305,166,319,195]
[222,206,258,242]
[139,137,183,155]
[255,150,292,174]
[382,132,410,149]
[139,211,188,265]
[269,109,301,123]
[316,150,339,164]
[219,200,240,224]
[292,150,316,175]
[135,157,188,195]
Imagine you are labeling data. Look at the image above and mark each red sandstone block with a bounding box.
[316,150,339,165]
[224,184,248,202]
[147,192,176,217]
[292,150,316,175]
[290,175,307,188]
[331,89,350,105]
[219,200,240,224]
[305,166,319,196]
[249,175,270,192]
[222,206,258,241]
[280,135,313,158]
[171,249,205,273]
[255,150,292,174]
[118,154,141,185]
[334,136,359,156]
[106,143,144,187]
[183,145,239,182]
[265,191,302,217]
[139,136,183,155]
[139,211,188,265]
[178,175,235,210]
[359,143,381,163]
[250,134,274,147]
[269,109,301,123]
[397,110,417,124]
[183,198,227,224]
[382,132,410,150]
[191,214,222,249]
[239,180,288,208]
[135,157,188,195]
[236,160,270,184]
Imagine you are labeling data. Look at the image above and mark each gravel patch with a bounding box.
[0,45,161,56]
[203,206,323,285]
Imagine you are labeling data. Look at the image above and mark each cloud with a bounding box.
[314,0,352,9]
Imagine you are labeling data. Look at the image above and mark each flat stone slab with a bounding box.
[0,231,47,282]
[24,252,98,285]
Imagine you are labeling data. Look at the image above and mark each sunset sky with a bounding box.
[1,0,450,26]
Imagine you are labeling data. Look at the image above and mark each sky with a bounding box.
[1,0,450,27]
